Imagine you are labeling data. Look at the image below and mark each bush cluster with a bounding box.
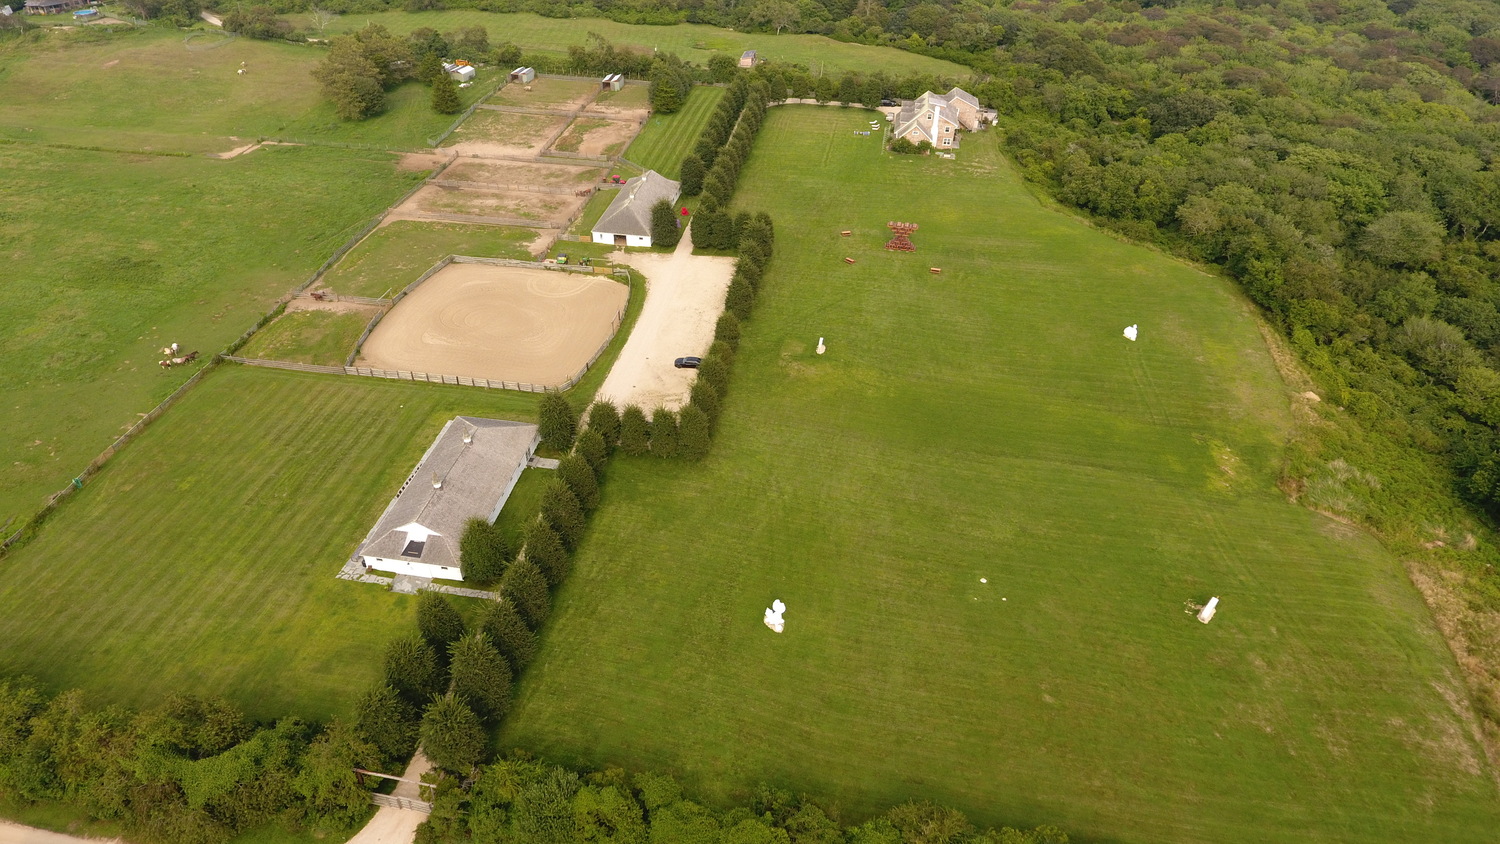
[687,80,773,251]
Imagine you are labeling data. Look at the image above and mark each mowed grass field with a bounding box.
[0,142,417,530]
[0,27,490,153]
[0,366,537,721]
[309,11,970,78]
[498,108,1500,842]
[624,85,725,178]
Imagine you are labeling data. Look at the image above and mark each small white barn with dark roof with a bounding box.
[358,417,539,581]
[592,170,680,248]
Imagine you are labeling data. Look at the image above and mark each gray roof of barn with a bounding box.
[359,416,538,571]
[593,170,680,238]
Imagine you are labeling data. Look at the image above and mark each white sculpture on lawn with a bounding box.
[763,599,786,633]
[1123,324,1139,341]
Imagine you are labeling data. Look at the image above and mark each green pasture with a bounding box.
[595,83,651,109]
[498,108,1500,842]
[308,11,970,78]
[624,85,725,178]
[234,308,372,366]
[0,143,415,531]
[495,467,550,548]
[0,366,537,721]
[320,220,539,299]
[0,27,491,153]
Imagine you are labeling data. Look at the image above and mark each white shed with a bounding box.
[601,73,624,91]
[444,63,476,83]
[357,417,538,581]
[509,66,535,83]
[592,170,680,248]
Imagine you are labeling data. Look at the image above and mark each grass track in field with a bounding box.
[321,220,540,299]
[0,366,538,721]
[0,143,416,529]
[624,86,725,179]
[497,107,1500,842]
[303,11,970,79]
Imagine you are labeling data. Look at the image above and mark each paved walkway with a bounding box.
[528,455,560,469]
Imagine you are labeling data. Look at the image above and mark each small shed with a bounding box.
[509,66,535,83]
[444,62,476,83]
[601,73,624,92]
[738,49,758,68]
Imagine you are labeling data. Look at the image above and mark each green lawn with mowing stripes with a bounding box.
[624,86,726,179]
[497,108,1500,842]
[0,366,537,722]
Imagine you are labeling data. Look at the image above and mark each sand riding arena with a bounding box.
[358,262,628,389]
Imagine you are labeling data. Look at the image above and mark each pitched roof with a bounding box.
[946,87,979,107]
[894,93,961,145]
[593,170,680,239]
[359,417,538,572]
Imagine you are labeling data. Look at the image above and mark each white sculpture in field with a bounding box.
[1197,596,1219,624]
[1123,324,1138,341]
[816,337,826,355]
[764,599,786,633]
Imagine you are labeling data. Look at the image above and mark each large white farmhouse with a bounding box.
[357,416,538,581]
[592,170,680,248]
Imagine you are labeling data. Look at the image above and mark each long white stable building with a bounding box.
[357,416,538,581]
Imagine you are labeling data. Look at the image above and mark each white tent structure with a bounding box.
[1123,324,1138,341]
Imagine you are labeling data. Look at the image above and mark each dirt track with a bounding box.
[597,224,736,411]
[359,263,627,387]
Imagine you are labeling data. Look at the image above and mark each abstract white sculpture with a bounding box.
[763,599,786,633]
[1197,596,1218,624]
[816,337,826,355]
[1123,325,1138,341]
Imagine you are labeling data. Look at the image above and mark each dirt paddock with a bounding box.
[358,263,628,387]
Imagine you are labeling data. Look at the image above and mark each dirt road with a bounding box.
[596,224,736,411]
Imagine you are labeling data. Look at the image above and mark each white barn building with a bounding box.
[444,62,476,83]
[591,170,680,248]
[357,416,538,581]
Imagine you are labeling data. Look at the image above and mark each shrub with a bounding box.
[382,635,443,707]
[678,405,712,460]
[651,199,683,249]
[890,136,918,154]
[714,312,741,350]
[681,154,706,196]
[523,520,570,586]
[417,591,466,656]
[432,73,463,114]
[420,693,486,774]
[724,277,755,322]
[586,401,621,446]
[650,408,679,458]
[448,632,513,721]
[575,429,608,478]
[699,356,731,397]
[459,517,511,586]
[481,598,538,672]
[557,454,600,512]
[353,684,418,768]
[539,393,577,451]
[500,558,551,629]
[689,380,721,426]
[620,405,650,456]
[540,481,587,551]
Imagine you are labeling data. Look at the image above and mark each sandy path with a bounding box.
[596,224,736,412]
[0,821,116,844]
[360,263,627,387]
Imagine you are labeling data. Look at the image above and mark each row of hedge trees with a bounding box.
[416,757,1068,844]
